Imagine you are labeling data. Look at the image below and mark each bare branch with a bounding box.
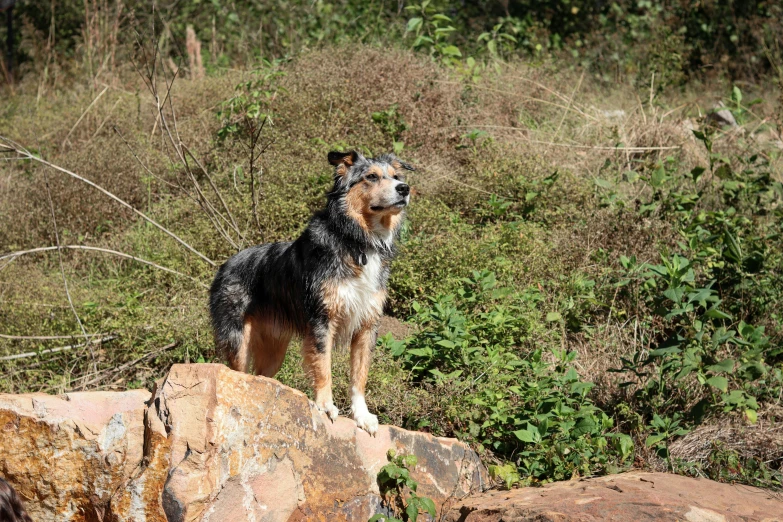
[0,245,209,289]
[0,333,106,340]
[0,336,117,362]
[73,341,178,389]
[43,169,93,363]
[0,137,216,266]
[61,85,109,149]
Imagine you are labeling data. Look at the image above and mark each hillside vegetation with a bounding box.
[1,0,782,491]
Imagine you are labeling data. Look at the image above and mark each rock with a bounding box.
[0,364,486,521]
[0,389,152,521]
[443,471,783,522]
[707,102,739,129]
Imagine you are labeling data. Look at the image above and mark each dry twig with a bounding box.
[0,245,209,289]
[0,336,117,361]
[0,137,216,266]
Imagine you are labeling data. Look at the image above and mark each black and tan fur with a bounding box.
[209,150,413,434]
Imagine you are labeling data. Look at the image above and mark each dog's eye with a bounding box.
[366,174,379,182]
[393,174,400,180]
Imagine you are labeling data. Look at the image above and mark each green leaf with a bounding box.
[487,39,498,56]
[650,164,668,188]
[572,416,598,437]
[436,340,456,348]
[731,85,742,105]
[420,497,437,517]
[513,427,539,443]
[706,359,735,373]
[649,346,681,357]
[406,17,423,33]
[594,178,614,190]
[704,308,732,320]
[440,45,462,57]
[714,164,732,179]
[546,312,562,322]
[739,361,766,380]
[645,434,667,447]
[745,409,757,424]
[406,502,419,522]
[617,434,634,459]
[706,375,728,392]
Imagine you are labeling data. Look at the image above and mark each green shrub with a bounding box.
[383,270,633,483]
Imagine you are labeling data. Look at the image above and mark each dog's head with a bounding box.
[327,150,414,219]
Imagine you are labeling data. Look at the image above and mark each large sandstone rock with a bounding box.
[444,471,783,522]
[0,364,486,521]
[0,389,152,521]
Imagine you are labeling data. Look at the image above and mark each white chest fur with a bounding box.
[332,252,385,345]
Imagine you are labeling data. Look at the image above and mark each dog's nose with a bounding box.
[396,184,410,196]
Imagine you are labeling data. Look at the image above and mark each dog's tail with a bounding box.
[209,265,250,371]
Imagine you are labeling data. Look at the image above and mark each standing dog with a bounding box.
[209,150,413,435]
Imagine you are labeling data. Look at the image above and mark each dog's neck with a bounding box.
[324,199,400,264]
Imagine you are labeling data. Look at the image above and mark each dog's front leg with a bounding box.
[303,327,339,421]
[350,320,379,435]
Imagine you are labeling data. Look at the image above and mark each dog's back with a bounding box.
[209,241,308,371]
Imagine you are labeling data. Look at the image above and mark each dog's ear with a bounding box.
[390,157,416,172]
[328,150,359,167]
[328,150,362,178]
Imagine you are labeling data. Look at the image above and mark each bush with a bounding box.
[383,270,633,484]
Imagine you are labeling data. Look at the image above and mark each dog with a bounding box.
[209,150,413,435]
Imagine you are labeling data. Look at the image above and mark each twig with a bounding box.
[74,341,178,389]
[43,169,93,364]
[449,128,681,151]
[434,80,598,122]
[554,71,584,140]
[0,245,209,289]
[0,336,116,361]
[0,136,216,266]
[0,333,105,340]
[112,125,181,191]
[182,144,244,245]
[61,85,109,149]
[89,97,122,142]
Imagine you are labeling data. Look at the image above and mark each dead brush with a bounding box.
[668,415,783,485]
[80,0,124,84]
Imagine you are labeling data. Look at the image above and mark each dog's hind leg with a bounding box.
[247,316,292,378]
[350,319,380,435]
[302,327,339,421]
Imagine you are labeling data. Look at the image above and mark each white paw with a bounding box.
[316,400,339,422]
[353,408,379,436]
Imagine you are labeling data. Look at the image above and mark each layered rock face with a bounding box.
[0,364,486,521]
[443,471,783,522]
[4,365,782,522]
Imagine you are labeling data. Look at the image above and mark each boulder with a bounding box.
[0,364,486,521]
[443,471,783,522]
[0,389,151,521]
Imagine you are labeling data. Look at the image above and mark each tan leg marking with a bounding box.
[227,319,254,372]
[243,314,292,378]
[302,329,338,421]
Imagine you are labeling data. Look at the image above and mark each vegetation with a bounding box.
[1,0,782,494]
[370,450,436,522]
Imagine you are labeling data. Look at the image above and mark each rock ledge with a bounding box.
[0,363,486,521]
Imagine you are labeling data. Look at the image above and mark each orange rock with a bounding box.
[443,471,783,522]
[0,364,487,521]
